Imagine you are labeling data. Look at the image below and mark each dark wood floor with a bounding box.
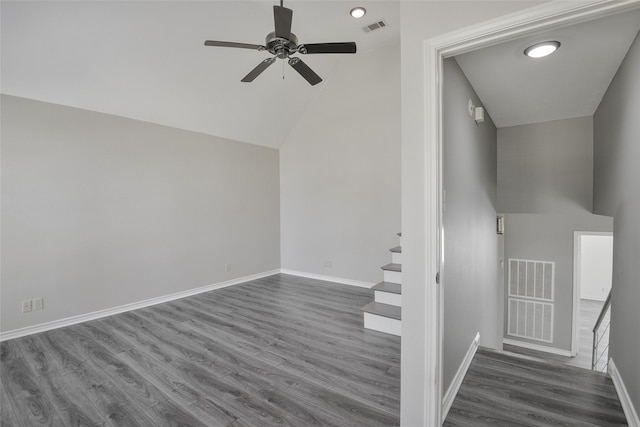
[0,274,400,426]
[444,347,627,426]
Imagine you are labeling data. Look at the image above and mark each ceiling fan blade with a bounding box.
[299,42,357,54]
[274,5,293,39]
[288,57,322,86]
[205,40,265,51]
[241,58,277,82]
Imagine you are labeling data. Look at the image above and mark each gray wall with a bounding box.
[594,31,640,412]
[280,42,401,284]
[497,116,611,352]
[442,58,499,391]
[503,214,613,351]
[1,95,280,333]
[498,116,594,214]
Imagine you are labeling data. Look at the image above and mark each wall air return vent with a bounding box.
[365,20,387,32]
[507,258,555,343]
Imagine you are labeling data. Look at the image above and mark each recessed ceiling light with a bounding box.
[350,7,366,19]
[524,41,561,58]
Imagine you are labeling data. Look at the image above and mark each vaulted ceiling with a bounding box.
[3,1,640,147]
[1,1,401,148]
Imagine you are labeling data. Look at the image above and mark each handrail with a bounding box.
[593,290,612,334]
[592,289,612,371]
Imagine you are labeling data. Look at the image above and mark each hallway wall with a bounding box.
[497,117,611,353]
[594,30,640,414]
[502,213,612,352]
[498,116,594,214]
[442,58,499,392]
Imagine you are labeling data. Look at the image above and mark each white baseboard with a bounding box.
[0,269,280,342]
[442,332,480,421]
[503,338,572,357]
[609,358,640,427]
[280,269,375,289]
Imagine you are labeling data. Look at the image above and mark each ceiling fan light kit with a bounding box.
[204,1,357,86]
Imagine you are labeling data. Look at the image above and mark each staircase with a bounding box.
[362,233,402,336]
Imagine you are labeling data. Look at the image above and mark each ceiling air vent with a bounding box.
[365,20,387,32]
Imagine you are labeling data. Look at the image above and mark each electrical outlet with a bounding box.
[33,298,44,311]
[22,300,32,313]
[225,263,231,272]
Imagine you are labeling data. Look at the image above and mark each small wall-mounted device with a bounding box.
[468,99,485,124]
[497,216,504,234]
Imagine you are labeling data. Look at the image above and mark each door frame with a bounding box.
[572,231,614,356]
[419,1,640,425]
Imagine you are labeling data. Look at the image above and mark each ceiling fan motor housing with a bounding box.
[266,31,298,58]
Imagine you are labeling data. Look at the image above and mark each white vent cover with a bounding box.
[365,20,387,32]
[507,258,555,343]
[508,259,554,301]
[508,298,554,342]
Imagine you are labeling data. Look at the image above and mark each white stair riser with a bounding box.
[375,290,401,307]
[364,313,401,336]
[383,270,401,283]
[392,252,402,264]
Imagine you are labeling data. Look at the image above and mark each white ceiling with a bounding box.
[455,10,640,128]
[1,1,400,148]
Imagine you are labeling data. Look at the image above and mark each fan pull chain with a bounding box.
[283,59,285,80]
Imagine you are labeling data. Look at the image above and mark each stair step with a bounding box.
[361,302,401,320]
[390,246,402,253]
[372,281,401,294]
[381,263,401,272]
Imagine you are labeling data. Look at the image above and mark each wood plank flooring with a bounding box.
[444,347,627,426]
[0,274,400,426]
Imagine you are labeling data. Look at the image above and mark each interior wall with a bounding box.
[1,95,280,334]
[398,2,544,424]
[502,214,613,351]
[442,58,499,391]
[579,234,613,301]
[594,30,640,414]
[498,116,594,214]
[497,116,611,352]
[279,42,401,284]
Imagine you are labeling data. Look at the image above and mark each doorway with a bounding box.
[420,3,640,425]
[573,231,613,369]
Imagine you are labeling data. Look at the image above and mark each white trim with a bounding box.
[0,269,280,342]
[503,338,572,357]
[422,2,640,425]
[609,358,640,427]
[363,312,401,337]
[442,332,480,422]
[279,269,375,289]
[375,290,402,307]
[573,232,582,357]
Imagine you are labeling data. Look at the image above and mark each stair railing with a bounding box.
[592,290,612,372]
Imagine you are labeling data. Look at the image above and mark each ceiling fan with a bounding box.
[204,1,357,86]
